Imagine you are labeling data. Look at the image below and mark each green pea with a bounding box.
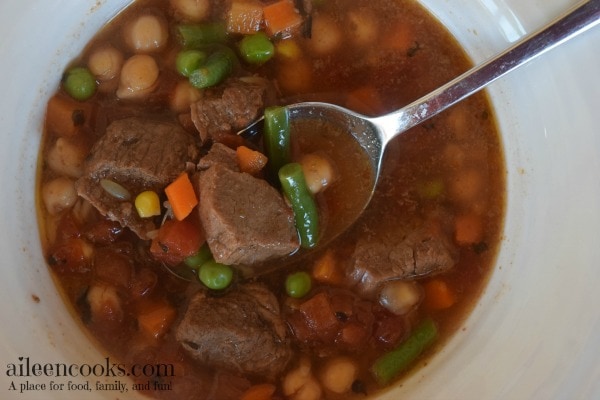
[285,271,312,298]
[239,32,275,65]
[62,67,97,101]
[176,50,208,77]
[199,260,233,290]
[184,243,213,268]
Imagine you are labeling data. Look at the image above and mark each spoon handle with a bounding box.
[373,0,600,143]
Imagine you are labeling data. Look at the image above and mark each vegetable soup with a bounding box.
[37,0,505,399]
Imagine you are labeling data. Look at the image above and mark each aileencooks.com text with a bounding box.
[5,356,175,378]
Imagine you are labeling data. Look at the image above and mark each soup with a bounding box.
[37,0,505,398]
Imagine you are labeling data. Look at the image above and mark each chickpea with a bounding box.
[446,104,470,140]
[170,0,211,22]
[379,280,422,315]
[291,378,321,400]
[283,357,323,400]
[88,45,123,81]
[443,143,466,168]
[87,284,123,323]
[308,14,342,55]
[124,13,168,53]
[346,10,378,48]
[116,54,159,99]
[170,80,202,113]
[319,356,358,394]
[448,167,485,204]
[300,153,336,194]
[45,137,86,178]
[41,177,78,215]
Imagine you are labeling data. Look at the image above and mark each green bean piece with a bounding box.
[176,50,208,77]
[177,22,228,48]
[264,106,291,176]
[278,163,319,248]
[198,260,233,290]
[285,271,312,298]
[188,47,237,89]
[184,243,213,268]
[62,67,97,101]
[370,318,438,386]
[239,32,275,65]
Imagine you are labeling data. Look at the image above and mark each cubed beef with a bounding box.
[197,142,239,172]
[76,117,200,239]
[198,163,299,265]
[349,224,458,295]
[176,283,293,380]
[190,78,268,143]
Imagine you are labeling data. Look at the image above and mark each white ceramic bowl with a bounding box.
[0,0,598,399]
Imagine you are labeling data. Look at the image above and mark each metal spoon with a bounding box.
[172,0,598,281]
[245,0,599,244]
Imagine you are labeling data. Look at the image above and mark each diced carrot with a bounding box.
[236,145,268,175]
[423,279,456,310]
[165,172,198,221]
[346,85,385,116]
[150,218,204,266]
[312,249,342,285]
[263,0,303,37]
[276,59,312,94]
[137,301,177,339]
[227,0,264,35]
[454,212,484,245]
[45,94,91,137]
[240,383,276,400]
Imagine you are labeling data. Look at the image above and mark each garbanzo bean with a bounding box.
[116,54,159,99]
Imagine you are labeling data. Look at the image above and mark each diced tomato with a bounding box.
[337,321,369,349]
[94,248,134,289]
[286,310,314,342]
[130,268,158,299]
[288,289,376,352]
[150,218,204,266]
[47,238,90,274]
[84,218,124,244]
[299,292,340,333]
[55,212,82,242]
[372,308,408,348]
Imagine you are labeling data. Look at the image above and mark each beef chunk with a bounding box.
[197,142,239,172]
[76,117,200,239]
[350,224,458,295]
[198,164,299,265]
[190,78,268,143]
[176,283,293,380]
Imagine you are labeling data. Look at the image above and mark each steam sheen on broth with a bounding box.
[37,0,505,399]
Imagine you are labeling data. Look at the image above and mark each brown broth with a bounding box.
[37,0,505,399]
